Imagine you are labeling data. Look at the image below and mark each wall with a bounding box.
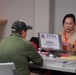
[54,0,76,33]
[1,0,76,40]
[35,0,54,36]
[0,0,54,40]
[0,0,35,40]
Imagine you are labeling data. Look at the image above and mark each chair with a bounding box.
[0,62,17,75]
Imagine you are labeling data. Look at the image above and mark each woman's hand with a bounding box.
[63,42,76,55]
[62,42,74,50]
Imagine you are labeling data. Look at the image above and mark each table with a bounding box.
[30,55,76,74]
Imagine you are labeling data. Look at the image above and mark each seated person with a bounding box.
[0,20,43,75]
[29,37,39,50]
[29,37,51,75]
[51,14,76,75]
[58,13,76,55]
[29,37,50,55]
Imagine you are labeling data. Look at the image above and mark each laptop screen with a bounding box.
[38,33,63,51]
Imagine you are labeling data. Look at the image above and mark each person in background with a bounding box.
[58,13,76,54]
[51,14,76,75]
[30,37,39,50]
[0,20,43,75]
[29,37,51,75]
[29,37,50,55]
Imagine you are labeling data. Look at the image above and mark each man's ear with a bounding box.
[21,30,25,34]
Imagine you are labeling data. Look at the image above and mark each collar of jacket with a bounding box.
[10,33,22,37]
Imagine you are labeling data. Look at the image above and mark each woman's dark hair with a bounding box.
[30,37,47,52]
[62,14,76,25]
[30,37,39,46]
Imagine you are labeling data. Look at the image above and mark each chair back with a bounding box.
[0,62,16,75]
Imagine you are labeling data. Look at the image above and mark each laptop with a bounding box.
[0,62,16,75]
[38,32,63,51]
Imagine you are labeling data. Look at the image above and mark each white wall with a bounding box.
[35,0,50,36]
[0,0,35,40]
[0,0,76,40]
[0,0,53,40]
[35,0,54,36]
[54,0,76,34]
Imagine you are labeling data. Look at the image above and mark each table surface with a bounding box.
[30,55,76,73]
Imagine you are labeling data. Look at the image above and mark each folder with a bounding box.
[60,55,76,60]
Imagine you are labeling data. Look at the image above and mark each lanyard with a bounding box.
[64,32,68,42]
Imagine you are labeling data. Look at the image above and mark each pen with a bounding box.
[62,61,68,67]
